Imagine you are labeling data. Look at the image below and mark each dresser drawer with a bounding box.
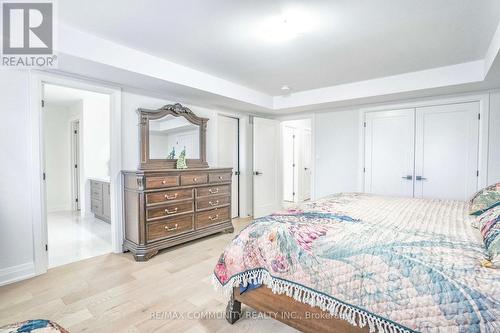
[209,172,232,183]
[146,201,194,221]
[180,173,208,186]
[146,176,180,189]
[146,214,194,242]
[146,188,193,206]
[91,181,102,199]
[91,199,103,215]
[195,206,230,229]
[196,185,230,198]
[196,195,230,210]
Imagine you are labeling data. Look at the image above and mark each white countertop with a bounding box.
[88,177,110,183]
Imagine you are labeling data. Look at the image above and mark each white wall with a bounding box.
[313,110,360,199]
[43,104,73,212]
[82,94,110,180]
[81,93,110,214]
[0,70,35,283]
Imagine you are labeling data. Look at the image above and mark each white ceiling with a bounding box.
[59,0,500,96]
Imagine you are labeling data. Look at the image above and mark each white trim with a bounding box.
[0,262,35,287]
[358,93,490,194]
[70,119,80,211]
[273,61,485,110]
[484,21,500,75]
[29,71,123,278]
[58,24,272,109]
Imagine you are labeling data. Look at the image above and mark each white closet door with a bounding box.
[302,128,312,200]
[364,109,415,197]
[414,102,479,200]
[217,115,239,218]
[282,125,296,202]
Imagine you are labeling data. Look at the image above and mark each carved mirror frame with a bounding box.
[138,103,209,170]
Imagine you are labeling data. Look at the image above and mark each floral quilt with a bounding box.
[213,193,500,333]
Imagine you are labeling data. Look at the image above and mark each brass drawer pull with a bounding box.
[164,223,178,231]
[208,188,219,194]
[164,193,178,200]
[164,207,178,214]
[161,180,167,184]
[193,177,198,182]
[209,214,219,221]
[209,200,219,206]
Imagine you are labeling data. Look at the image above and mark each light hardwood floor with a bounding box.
[0,218,297,333]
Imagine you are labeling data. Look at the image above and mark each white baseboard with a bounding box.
[0,262,36,287]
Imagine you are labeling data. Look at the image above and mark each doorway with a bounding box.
[43,83,112,268]
[252,117,313,218]
[281,119,312,205]
[217,114,240,218]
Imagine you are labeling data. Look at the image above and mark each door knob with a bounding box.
[254,171,263,176]
[416,176,427,181]
[401,175,412,180]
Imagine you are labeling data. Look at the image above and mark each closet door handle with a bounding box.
[416,176,427,181]
[401,175,413,180]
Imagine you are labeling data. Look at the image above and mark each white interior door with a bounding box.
[414,102,480,200]
[253,117,281,218]
[282,125,296,202]
[302,128,312,200]
[364,109,415,197]
[217,115,239,218]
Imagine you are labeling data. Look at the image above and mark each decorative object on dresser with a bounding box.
[122,103,233,261]
[90,179,111,223]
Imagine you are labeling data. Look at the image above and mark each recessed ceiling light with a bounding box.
[254,8,318,43]
[281,85,291,92]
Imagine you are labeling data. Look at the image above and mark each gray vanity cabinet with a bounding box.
[90,179,111,223]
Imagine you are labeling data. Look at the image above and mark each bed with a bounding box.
[212,193,500,333]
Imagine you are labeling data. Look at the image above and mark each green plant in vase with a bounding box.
[167,147,176,159]
[176,147,188,169]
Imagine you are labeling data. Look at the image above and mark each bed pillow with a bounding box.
[469,182,500,216]
[472,205,500,229]
[480,206,500,259]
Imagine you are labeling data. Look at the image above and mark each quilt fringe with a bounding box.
[211,269,412,333]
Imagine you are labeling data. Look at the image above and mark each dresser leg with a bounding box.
[223,226,235,233]
[133,250,158,262]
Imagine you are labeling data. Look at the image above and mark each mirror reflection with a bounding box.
[149,115,200,160]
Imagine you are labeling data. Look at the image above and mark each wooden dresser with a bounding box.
[122,168,233,261]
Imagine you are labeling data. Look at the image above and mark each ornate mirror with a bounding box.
[138,103,209,169]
